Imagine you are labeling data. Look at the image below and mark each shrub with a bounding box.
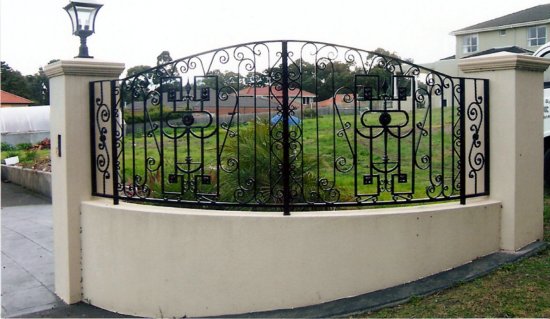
[219,120,325,203]
[303,108,316,119]
[1,142,15,152]
[16,143,33,151]
[5,151,19,158]
[22,150,38,162]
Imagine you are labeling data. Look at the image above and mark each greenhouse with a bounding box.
[0,105,50,145]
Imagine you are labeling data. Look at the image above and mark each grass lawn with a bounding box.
[118,106,468,204]
[355,188,550,318]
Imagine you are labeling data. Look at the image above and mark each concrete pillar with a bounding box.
[44,59,125,303]
[460,55,549,251]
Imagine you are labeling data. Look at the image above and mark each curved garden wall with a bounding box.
[81,199,501,317]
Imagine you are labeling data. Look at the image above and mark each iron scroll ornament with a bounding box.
[90,40,489,214]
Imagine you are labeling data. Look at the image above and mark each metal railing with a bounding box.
[90,40,489,215]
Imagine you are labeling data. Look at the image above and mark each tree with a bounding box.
[126,65,152,78]
[1,61,31,99]
[156,51,173,65]
[25,67,49,105]
[122,50,179,102]
[198,69,243,91]
[1,60,58,105]
[368,47,400,60]
[156,50,179,78]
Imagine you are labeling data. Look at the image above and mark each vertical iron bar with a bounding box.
[253,65,258,202]
[281,41,291,216]
[216,77,221,199]
[110,80,120,205]
[120,83,127,198]
[315,58,321,200]
[89,82,97,196]
[411,82,416,196]
[440,83,445,196]
[159,84,164,195]
[459,78,466,205]
[353,76,358,197]
[483,79,490,196]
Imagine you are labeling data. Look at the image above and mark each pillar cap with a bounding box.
[44,59,125,79]
[459,54,550,73]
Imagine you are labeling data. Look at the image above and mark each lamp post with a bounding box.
[64,0,103,58]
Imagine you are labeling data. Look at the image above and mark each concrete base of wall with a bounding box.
[81,198,503,318]
[1,165,51,198]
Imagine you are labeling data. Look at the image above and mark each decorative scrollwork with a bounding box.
[90,40,488,213]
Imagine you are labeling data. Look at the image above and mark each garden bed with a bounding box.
[1,139,52,198]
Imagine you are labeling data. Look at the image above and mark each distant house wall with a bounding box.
[423,59,461,77]
[431,22,550,80]
[455,24,550,59]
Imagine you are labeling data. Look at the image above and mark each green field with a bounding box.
[116,105,474,205]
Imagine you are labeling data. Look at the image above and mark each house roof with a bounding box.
[463,46,534,58]
[452,4,550,35]
[238,86,316,98]
[440,54,456,61]
[318,94,354,108]
[0,90,33,105]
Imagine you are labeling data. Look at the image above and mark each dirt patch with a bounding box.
[15,158,51,172]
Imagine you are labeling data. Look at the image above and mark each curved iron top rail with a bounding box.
[122,40,451,82]
[90,40,489,215]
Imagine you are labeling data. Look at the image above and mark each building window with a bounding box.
[463,34,478,53]
[499,30,506,36]
[528,26,546,46]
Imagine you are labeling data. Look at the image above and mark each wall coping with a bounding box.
[459,54,550,73]
[83,196,501,218]
[44,59,125,79]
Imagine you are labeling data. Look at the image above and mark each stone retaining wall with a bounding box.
[1,165,51,198]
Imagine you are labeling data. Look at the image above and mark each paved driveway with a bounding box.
[1,181,61,317]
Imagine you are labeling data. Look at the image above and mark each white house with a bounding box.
[425,4,550,81]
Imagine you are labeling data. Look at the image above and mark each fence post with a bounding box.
[44,59,125,303]
[460,55,549,251]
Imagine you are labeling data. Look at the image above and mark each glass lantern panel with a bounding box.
[76,6,96,31]
[66,7,78,33]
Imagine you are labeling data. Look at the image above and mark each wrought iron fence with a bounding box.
[90,40,489,215]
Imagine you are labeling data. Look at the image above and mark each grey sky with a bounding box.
[1,0,548,76]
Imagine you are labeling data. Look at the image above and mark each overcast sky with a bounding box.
[1,0,548,76]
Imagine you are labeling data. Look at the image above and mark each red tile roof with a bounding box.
[318,94,355,107]
[238,86,316,98]
[0,90,33,105]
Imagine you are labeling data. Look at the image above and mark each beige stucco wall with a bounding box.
[460,54,548,250]
[44,60,125,303]
[80,199,501,318]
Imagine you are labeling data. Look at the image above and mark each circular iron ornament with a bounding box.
[182,114,195,126]
[379,112,392,127]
